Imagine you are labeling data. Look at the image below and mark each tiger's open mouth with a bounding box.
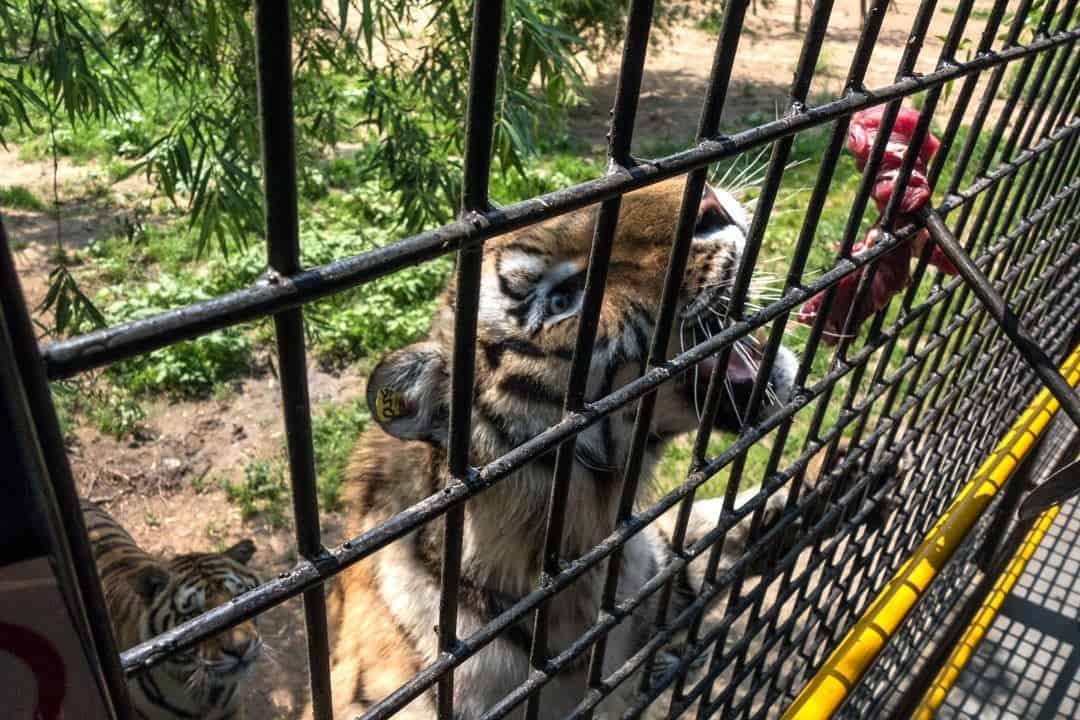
[682,313,784,430]
[678,186,795,430]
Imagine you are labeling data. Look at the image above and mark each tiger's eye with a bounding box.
[547,290,572,316]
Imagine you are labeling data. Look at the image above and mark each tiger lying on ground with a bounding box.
[81,499,262,719]
[324,177,850,718]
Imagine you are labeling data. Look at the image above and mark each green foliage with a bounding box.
[95,275,253,395]
[0,1,133,145]
[229,397,368,519]
[696,7,724,33]
[311,397,370,510]
[2,0,638,251]
[89,390,147,439]
[41,264,107,335]
[49,377,147,439]
[225,460,289,527]
[0,184,47,211]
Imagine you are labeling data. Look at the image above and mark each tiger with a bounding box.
[81,499,262,720]
[324,176,828,719]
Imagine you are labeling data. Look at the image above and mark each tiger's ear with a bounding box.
[130,565,170,600]
[224,539,256,565]
[367,341,449,447]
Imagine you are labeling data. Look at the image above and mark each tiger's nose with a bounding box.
[695,185,733,236]
[222,622,259,658]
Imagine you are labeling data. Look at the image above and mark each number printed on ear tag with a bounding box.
[375,386,408,423]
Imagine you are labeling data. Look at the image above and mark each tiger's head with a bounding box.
[130,540,262,698]
[366,177,795,477]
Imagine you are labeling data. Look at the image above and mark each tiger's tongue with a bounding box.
[697,349,757,391]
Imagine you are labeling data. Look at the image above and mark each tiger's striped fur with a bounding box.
[324,178,806,718]
[81,499,262,720]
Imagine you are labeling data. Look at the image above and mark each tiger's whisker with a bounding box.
[725,377,744,428]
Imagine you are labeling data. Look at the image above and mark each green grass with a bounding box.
[0,185,47,211]
[226,396,370,523]
[49,379,147,440]
[225,460,289,528]
[696,9,724,33]
[311,397,370,511]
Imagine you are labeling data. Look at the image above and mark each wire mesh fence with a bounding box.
[2,0,1080,718]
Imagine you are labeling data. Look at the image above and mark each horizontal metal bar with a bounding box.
[40,25,1080,380]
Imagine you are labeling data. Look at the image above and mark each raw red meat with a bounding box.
[797,105,957,344]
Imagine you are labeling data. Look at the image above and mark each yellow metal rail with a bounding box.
[909,505,1060,719]
[781,343,1080,720]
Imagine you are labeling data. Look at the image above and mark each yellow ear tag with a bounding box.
[375,386,407,423]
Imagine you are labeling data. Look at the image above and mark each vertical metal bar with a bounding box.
[669,0,897,708]
[438,0,504,717]
[252,3,333,718]
[665,0,844,713]
[0,216,135,719]
[837,0,982,462]
[580,3,754,711]
[523,0,655,716]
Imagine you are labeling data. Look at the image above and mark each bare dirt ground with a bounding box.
[573,0,999,149]
[2,1,1010,716]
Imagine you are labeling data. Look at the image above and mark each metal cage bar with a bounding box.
[525,0,655,717]
[438,0,506,716]
[252,2,334,717]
